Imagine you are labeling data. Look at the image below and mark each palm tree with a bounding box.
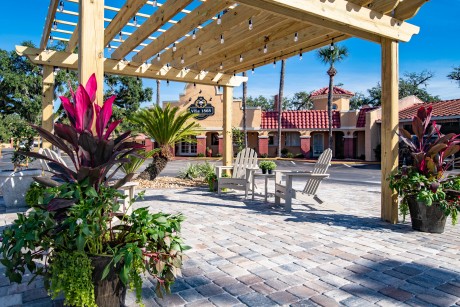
[317,43,348,150]
[131,104,200,180]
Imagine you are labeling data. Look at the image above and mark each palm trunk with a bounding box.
[139,154,168,180]
[242,72,248,148]
[327,65,336,151]
[277,59,285,158]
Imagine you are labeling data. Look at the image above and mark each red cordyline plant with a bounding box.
[399,105,460,179]
[23,73,143,191]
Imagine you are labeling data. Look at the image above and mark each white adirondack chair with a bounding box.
[274,148,332,211]
[38,148,67,174]
[216,148,259,197]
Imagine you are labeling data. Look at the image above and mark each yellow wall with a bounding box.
[312,96,351,111]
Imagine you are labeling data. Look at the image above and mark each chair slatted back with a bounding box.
[303,148,332,195]
[232,148,258,179]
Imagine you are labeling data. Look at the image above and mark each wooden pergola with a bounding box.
[17,0,428,223]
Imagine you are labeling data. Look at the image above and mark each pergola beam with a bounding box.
[235,0,419,43]
[132,0,232,63]
[104,0,149,47]
[368,0,400,14]
[16,46,247,87]
[40,0,59,49]
[65,22,79,53]
[111,0,193,60]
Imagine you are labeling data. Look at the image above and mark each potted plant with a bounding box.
[206,147,212,157]
[388,106,460,233]
[259,161,277,174]
[0,74,187,307]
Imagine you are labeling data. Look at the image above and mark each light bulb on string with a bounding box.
[299,49,303,60]
[152,0,157,7]
[181,56,184,64]
[239,54,243,62]
[172,43,176,52]
[192,29,196,39]
[294,32,298,42]
[217,13,221,25]
[108,44,112,51]
[157,53,161,61]
[219,62,223,70]
[166,63,170,68]
[220,34,224,44]
[53,20,57,30]
[198,47,202,55]
[273,59,276,68]
[263,44,267,54]
[49,35,54,44]
[133,16,137,26]
[167,79,170,86]
[248,18,253,30]
[330,41,335,51]
[252,65,255,74]
[59,1,64,12]
[119,31,123,42]
[193,82,196,88]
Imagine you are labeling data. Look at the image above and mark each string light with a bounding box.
[217,13,221,25]
[181,56,184,64]
[59,1,64,12]
[119,31,123,42]
[239,54,243,62]
[152,0,157,7]
[199,89,202,94]
[193,82,196,88]
[53,20,57,30]
[248,18,253,30]
[189,97,192,102]
[299,49,303,60]
[157,53,161,61]
[166,79,170,86]
[166,63,170,68]
[273,59,276,68]
[192,29,196,39]
[233,71,236,77]
[220,34,224,44]
[330,41,335,51]
[210,97,213,101]
[252,65,255,74]
[53,66,60,76]
[219,62,223,70]
[198,47,202,55]
[172,43,176,52]
[108,43,112,51]
[133,16,137,26]
[49,35,54,44]
[294,32,298,42]
[263,44,267,54]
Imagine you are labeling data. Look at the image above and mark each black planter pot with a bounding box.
[262,169,267,174]
[268,169,273,174]
[91,256,126,307]
[407,197,447,233]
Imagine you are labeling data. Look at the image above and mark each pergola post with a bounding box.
[78,0,104,105]
[223,86,234,167]
[42,65,55,149]
[380,38,399,223]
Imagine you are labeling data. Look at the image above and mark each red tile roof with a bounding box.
[399,99,460,120]
[261,110,341,129]
[311,86,354,97]
[356,107,377,128]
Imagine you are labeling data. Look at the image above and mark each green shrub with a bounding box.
[197,153,205,157]
[259,161,277,171]
[178,163,201,179]
[260,153,268,158]
[286,152,294,159]
[295,153,304,159]
[281,148,289,155]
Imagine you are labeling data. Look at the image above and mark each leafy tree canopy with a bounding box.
[447,66,460,87]
[244,92,313,111]
[349,71,440,109]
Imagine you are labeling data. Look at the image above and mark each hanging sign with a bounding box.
[188,96,215,120]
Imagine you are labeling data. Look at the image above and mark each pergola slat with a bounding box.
[132,0,233,63]
[40,0,59,49]
[111,0,194,60]
[394,0,429,21]
[184,14,291,70]
[16,46,246,87]
[66,23,79,53]
[235,0,419,43]
[157,6,258,67]
[104,0,149,47]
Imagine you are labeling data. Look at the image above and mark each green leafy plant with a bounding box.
[178,163,201,179]
[260,153,269,158]
[0,74,187,306]
[259,161,277,171]
[197,153,205,157]
[120,148,159,175]
[388,106,460,225]
[281,148,289,156]
[286,152,294,159]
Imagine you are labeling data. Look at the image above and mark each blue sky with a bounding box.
[1,1,459,106]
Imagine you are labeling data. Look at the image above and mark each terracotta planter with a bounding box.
[407,197,447,233]
[91,256,126,307]
[206,149,212,157]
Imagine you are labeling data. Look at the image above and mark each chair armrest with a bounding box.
[285,173,329,179]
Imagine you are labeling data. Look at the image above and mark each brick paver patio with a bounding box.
[1,180,459,306]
